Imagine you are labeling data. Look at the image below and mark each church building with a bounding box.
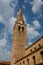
[11,9,43,65]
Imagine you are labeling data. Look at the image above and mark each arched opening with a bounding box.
[22,27,24,32]
[33,56,36,65]
[20,62,21,65]
[34,47,36,51]
[40,51,43,63]
[39,44,41,48]
[27,58,29,65]
[18,26,21,32]
[17,64,19,65]
[30,50,32,52]
[23,61,25,65]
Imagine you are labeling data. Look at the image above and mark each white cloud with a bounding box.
[0,0,18,61]
[29,1,33,5]
[32,0,43,13]
[24,0,34,5]
[7,45,11,48]
[9,17,16,28]
[26,24,40,40]
[0,28,7,48]
[24,0,43,12]
[23,15,27,24]
[8,17,16,34]
[0,15,3,22]
[33,20,41,29]
[0,0,10,5]
[4,31,7,37]
[11,0,18,8]
[0,30,11,61]
[0,0,18,34]
[0,48,11,61]
[0,38,7,47]
[28,42,32,45]
[22,5,26,9]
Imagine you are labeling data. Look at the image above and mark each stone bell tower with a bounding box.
[11,9,26,65]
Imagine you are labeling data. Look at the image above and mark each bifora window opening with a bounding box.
[18,26,21,31]
[22,27,24,32]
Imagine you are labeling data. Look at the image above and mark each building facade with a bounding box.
[0,61,10,65]
[11,9,43,65]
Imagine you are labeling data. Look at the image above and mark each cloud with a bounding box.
[23,15,27,24]
[0,28,11,61]
[33,20,41,29]
[0,29,7,48]
[24,0,34,5]
[0,0,18,34]
[29,1,34,5]
[11,0,18,8]
[7,17,16,34]
[24,0,43,13]
[28,42,32,45]
[0,15,4,22]
[0,0,10,5]
[32,0,43,14]
[22,5,26,9]
[0,38,7,47]
[26,24,40,41]
[0,48,11,61]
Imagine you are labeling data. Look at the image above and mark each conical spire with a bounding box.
[16,9,24,24]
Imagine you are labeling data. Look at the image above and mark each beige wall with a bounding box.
[16,48,43,65]
[15,37,43,65]
[25,37,43,56]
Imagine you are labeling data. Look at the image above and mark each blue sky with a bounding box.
[0,0,43,61]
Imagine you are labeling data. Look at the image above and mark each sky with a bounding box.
[0,0,43,61]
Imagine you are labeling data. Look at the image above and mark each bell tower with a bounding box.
[11,9,26,65]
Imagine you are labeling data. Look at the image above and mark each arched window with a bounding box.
[39,44,41,48]
[22,27,24,32]
[40,51,43,63]
[23,61,25,65]
[31,50,32,52]
[17,64,19,65]
[33,56,36,65]
[34,47,36,51]
[18,26,21,32]
[27,58,29,65]
[20,62,21,65]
